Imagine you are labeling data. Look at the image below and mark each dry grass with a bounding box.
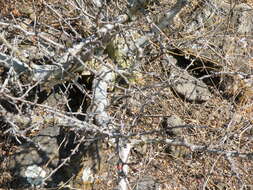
[0,0,252,189]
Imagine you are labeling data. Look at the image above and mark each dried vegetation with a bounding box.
[0,0,253,189]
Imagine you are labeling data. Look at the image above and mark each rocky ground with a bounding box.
[0,0,253,189]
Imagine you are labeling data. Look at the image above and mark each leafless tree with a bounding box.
[0,0,252,189]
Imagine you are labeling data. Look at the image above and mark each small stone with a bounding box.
[161,115,190,157]
[169,66,212,102]
[134,176,159,190]
[25,165,47,186]
[162,115,185,137]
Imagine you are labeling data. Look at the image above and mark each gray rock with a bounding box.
[134,176,159,190]
[25,165,47,186]
[8,126,60,187]
[169,64,212,102]
[164,115,185,137]
[161,115,190,157]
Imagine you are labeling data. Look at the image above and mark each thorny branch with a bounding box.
[1,0,253,189]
